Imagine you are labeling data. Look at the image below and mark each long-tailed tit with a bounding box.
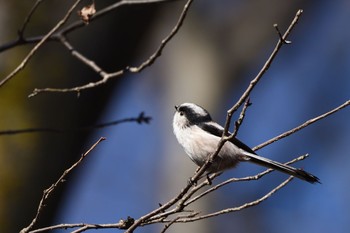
[173,103,320,184]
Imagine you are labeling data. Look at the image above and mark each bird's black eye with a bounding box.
[179,111,184,116]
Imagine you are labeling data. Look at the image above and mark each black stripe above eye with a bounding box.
[179,106,211,124]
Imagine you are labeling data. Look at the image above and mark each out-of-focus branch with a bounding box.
[18,0,46,38]
[0,112,151,136]
[0,0,47,52]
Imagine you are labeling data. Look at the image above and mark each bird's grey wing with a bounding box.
[199,122,256,154]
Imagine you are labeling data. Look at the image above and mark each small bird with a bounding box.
[173,103,320,184]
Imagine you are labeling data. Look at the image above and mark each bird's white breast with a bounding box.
[173,121,242,172]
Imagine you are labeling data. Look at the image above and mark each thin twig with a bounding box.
[29,222,132,233]
[159,211,199,233]
[128,0,193,72]
[232,97,252,137]
[59,35,108,76]
[159,216,181,233]
[20,137,106,233]
[0,0,47,52]
[222,9,304,135]
[253,99,350,151]
[273,24,292,44]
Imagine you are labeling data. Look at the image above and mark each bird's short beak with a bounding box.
[174,105,179,111]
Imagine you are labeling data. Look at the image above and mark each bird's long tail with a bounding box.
[243,152,320,184]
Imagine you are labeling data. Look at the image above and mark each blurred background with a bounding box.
[0,0,349,232]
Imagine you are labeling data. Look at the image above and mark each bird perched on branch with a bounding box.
[173,103,320,184]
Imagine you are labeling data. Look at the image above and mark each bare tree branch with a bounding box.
[175,176,294,223]
[128,0,193,72]
[56,0,180,37]
[59,35,108,76]
[0,0,83,88]
[29,218,137,233]
[253,99,350,151]
[159,212,199,233]
[20,137,106,233]
[223,9,304,135]
[28,0,194,97]
[0,0,47,52]
[232,97,252,137]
